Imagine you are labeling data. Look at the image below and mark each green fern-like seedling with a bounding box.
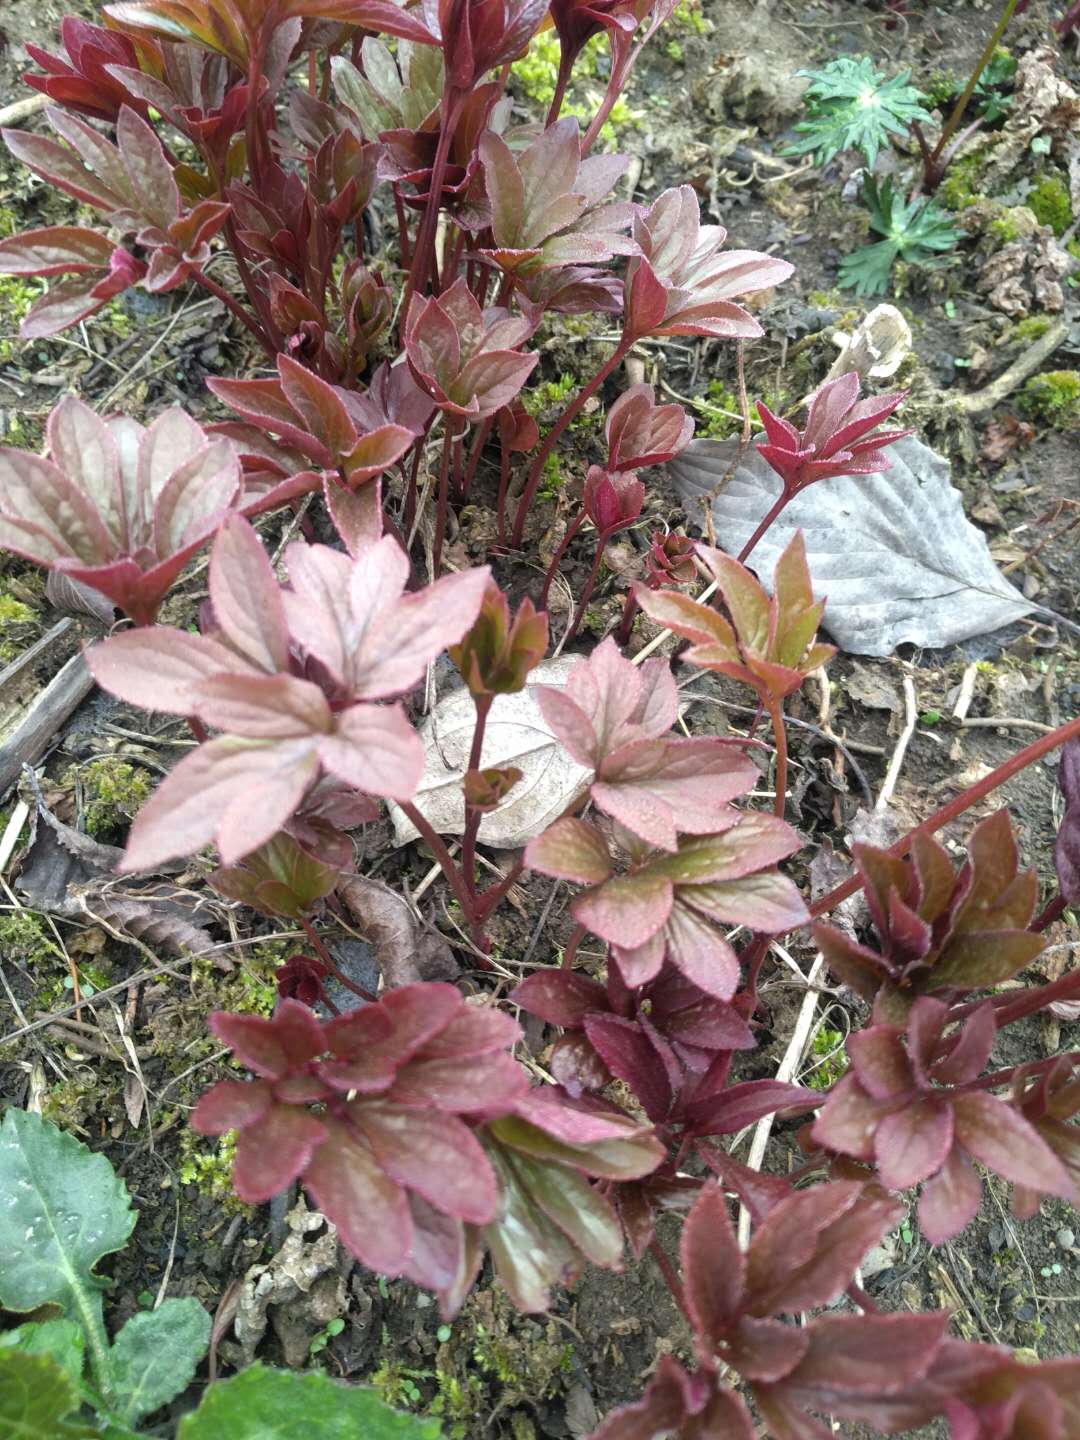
[788,56,931,168]
[839,176,960,296]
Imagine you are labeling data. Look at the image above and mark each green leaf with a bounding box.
[0,1109,135,1394]
[0,1319,84,1386]
[177,1364,443,1439]
[109,1298,211,1425]
[0,1350,99,1438]
[788,56,931,167]
[840,177,960,295]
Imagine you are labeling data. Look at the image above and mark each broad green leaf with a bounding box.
[0,1350,98,1438]
[0,1108,135,1377]
[177,1364,443,1438]
[109,1298,211,1425]
[0,1319,84,1385]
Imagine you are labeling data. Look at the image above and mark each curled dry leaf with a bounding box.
[389,657,590,848]
[336,874,456,987]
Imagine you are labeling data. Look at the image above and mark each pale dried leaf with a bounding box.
[669,435,1033,656]
[389,657,590,846]
[335,874,455,987]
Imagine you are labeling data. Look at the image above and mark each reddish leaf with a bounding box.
[511,970,607,1028]
[353,1102,498,1224]
[680,1182,746,1347]
[303,1115,413,1274]
[952,1091,1076,1198]
[918,1148,982,1245]
[233,1104,326,1203]
[875,1096,953,1191]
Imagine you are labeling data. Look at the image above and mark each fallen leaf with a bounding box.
[669,435,1033,656]
[389,657,590,847]
[335,875,456,987]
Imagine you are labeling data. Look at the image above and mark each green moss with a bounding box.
[1010,315,1053,342]
[177,1130,247,1209]
[0,589,36,663]
[805,1026,849,1091]
[939,151,986,212]
[1027,173,1072,237]
[511,30,641,143]
[65,756,152,840]
[672,0,708,33]
[0,909,60,967]
[0,275,44,363]
[694,380,769,440]
[988,204,1039,244]
[1018,369,1080,427]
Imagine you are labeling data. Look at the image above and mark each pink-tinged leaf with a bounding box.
[195,673,332,740]
[282,0,435,42]
[918,1147,982,1245]
[210,998,326,1075]
[116,105,178,230]
[207,375,324,458]
[511,969,607,1028]
[387,1050,527,1112]
[661,901,741,999]
[753,1388,834,1440]
[698,1145,792,1224]
[813,923,892,1001]
[585,1014,674,1122]
[684,872,810,935]
[745,1183,902,1318]
[0,448,112,565]
[595,738,757,851]
[685,1078,817,1136]
[152,439,239,556]
[786,1310,950,1395]
[303,1114,413,1274]
[400,1194,465,1294]
[190,1078,272,1135]
[930,1002,996,1087]
[680,1181,746,1347]
[4,125,126,213]
[634,584,741,655]
[812,1076,893,1160]
[119,736,320,871]
[492,1110,664,1182]
[325,475,383,557]
[209,515,290,672]
[847,1027,914,1101]
[651,813,802,884]
[86,629,249,715]
[573,871,674,950]
[0,225,115,275]
[550,1032,610,1092]
[952,1091,1076,1197]
[232,1104,326,1203]
[697,543,771,652]
[414,1006,521,1061]
[479,130,525,249]
[525,818,612,885]
[17,274,112,339]
[511,1148,625,1266]
[729,1315,809,1383]
[352,1101,498,1224]
[342,424,414,485]
[278,352,355,458]
[874,1096,953,1190]
[349,541,489,698]
[316,701,423,800]
[928,929,1047,991]
[534,684,599,769]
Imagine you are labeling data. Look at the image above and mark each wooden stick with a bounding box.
[0,653,94,795]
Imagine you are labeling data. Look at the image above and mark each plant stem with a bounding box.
[810,716,1080,921]
[925,0,1021,188]
[546,50,574,126]
[300,917,376,1002]
[539,511,585,609]
[647,1237,690,1319]
[193,268,274,354]
[963,1051,1080,1095]
[433,420,455,572]
[511,337,632,547]
[461,694,494,904]
[1033,894,1068,933]
[561,922,587,970]
[566,529,613,644]
[764,695,788,818]
[614,585,638,646]
[398,800,476,920]
[404,90,464,306]
[737,489,792,565]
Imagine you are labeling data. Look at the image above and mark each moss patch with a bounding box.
[1027,173,1072,238]
[1018,370,1080,427]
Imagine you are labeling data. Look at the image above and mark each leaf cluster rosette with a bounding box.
[193,989,662,1315]
[636,531,836,707]
[86,516,488,868]
[0,396,294,626]
[812,809,1048,1021]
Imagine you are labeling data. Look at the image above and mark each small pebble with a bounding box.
[1055,1227,1075,1250]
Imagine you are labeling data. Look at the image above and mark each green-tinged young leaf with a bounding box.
[788,56,931,168]
[488,1114,664,1180]
[839,177,960,296]
[504,1149,624,1266]
[0,1350,98,1438]
[0,1319,85,1386]
[0,1109,135,1390]
[177,1363,442,1438]
[109,1298,211,1425]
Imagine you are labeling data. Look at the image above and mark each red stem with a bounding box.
[561,922,587,970]
[962,1051,1080,1095]
[614,585,638,647]
[404,90,464,307]
[539,511,585,610]
[737,489,793,565]
[566,529,613,644]
[647,1238,690,1320]
[511,337,632,548]
[433,421,455,573]
[810,716,1080,921]
[299,917,377,1003]
[546,50,574,126]
[764,695,788,818]
[460,694,494,907]
[398,800,476,922]
[1033,894,1069,933]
